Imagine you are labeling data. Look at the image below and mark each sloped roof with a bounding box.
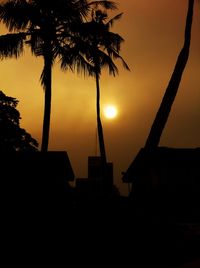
[122,147,200,183]
[0,151,75,182]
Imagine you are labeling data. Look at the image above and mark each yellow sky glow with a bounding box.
[0,0,199,195]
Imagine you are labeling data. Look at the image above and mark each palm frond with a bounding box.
[101,56,118,76]
[59,43,95,77]
[40,67,46,89]
[103,32,124,52]
[94,48,118,76]
[25,32,44,56]
[40,62,53,90]
[88,1,117,10]
[40,50,54,89]
[117,54,130,71]
[106,47,130,71]
[72,54,95,76]
[106,12,123,28]
[0,33,26,59]
[0,0,32,31]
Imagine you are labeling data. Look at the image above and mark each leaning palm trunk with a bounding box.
[145,0,194,150]
[41,41,53,152]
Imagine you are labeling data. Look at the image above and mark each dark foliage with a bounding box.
[0,90,38,151]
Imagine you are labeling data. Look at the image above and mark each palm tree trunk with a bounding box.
[95,68,109,195]
[145,0,194,150]
[41,44,52,152]
[95,70,107,165]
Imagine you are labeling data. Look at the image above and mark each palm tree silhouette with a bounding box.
[145,0,195,150]
[0,0,117,152]
[62,9,129,185]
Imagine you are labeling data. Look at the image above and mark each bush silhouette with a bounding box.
[0,90,38,151]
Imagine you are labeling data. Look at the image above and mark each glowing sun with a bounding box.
[103,105,118,119]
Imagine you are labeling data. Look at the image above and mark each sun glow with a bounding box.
[103,105,118,119]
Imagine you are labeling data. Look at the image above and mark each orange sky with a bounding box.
[0,0,200,195]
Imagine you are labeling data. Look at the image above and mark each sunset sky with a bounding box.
[0,0,199,195]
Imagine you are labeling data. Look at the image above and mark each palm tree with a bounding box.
[61,9,129,186]
[144,0,194,150]
[0,0,117,152]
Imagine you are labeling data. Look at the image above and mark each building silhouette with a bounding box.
[75,156,113,206]
[0,151,74,214]
[122,147,200,222]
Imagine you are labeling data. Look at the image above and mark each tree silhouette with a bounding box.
[62,9,129,186]
[145,0,194,150]
[0,90,38,152]
[0,0,117,152]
